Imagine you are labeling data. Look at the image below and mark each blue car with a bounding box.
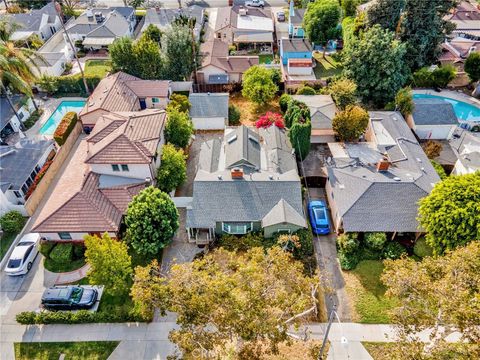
[308,200,331,235]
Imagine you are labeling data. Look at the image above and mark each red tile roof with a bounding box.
[288,59,313,67]
[124,80,170,98]
[199,39,259,73]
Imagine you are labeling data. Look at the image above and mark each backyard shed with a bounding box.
[189,93,229,130]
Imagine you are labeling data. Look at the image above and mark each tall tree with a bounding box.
[366,0,405,32]
[343,25,409,106]
[133,36,164,79]
[131,247,318,358]
[141,24,162,44]
[84,233,132,297]
[16,0,48,9]
[341,0,358,17]
[162,25,197,81]
[109,37,136,75]
[332,105,369,142]
[125,186,179,256]
[289,119,311,160]
[418,172,480,255]
[382,241,480,358]
[241,65,278,105]
[328,77,357,110]
[156,144,187,193]
[400,0,457,70]
[303,0,341,57]
[164,108,194,148]
[464,52,480,83]
[394,86,414,116]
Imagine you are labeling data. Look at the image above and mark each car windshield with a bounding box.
[69,287,84,303]
[7,259,22,268]
[313,208,326,220]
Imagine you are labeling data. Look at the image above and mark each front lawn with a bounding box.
[0,231,18,260]
[229,93,281,125]
[84,60,112,78]
[44,257,86,273]
[342,260,398,324]
[313,53,343,80]
[14,341,119,360]
[259,54,274,64]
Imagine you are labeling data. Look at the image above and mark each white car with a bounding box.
[245,0,264,7]
[5,233,41,276]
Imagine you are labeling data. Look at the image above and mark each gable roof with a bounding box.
[289,8,306,26]
[8,2,58,32]
[281,38,313,53]
[124,80,170,98]
[144,5,204,35]
[199,39,259,73]
[262,199,306,227]
[224,126,261,169]
[0,95,25,129]
[189,93,229,118]
[412,98,459,126]
[291,95,337,130]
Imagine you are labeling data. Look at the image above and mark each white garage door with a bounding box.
[192,117,226,130]
[311,134,336,144]
[416,125,452,140]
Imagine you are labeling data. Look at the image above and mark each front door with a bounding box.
[139,98,147,110]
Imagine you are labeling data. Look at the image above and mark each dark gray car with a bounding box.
[41,286,98,310]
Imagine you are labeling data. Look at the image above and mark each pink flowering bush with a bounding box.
[255,112,285,129]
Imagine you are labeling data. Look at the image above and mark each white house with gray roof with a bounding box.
[186,125,306,244]
[188,93,228,130]
[325,111,440,235]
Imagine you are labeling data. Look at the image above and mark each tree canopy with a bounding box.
[332,105,369,142]
[241,65,278,105]
[328,78,357,110]
[464,52,480,83]
[162,25,197,81]
[125,186,179,256]
[366,0,405,32]
[131,247,318,358]
[343,25,409,106]
[156,144,187,193]
[303,0,341,47]
[418,172,480,255]
[141,24,162,44]
[166,93,190,113]
[164,107,194,148]
[395,86,414,116]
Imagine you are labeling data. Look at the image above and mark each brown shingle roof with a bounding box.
[124,80,170,98]
[199,39,259,73]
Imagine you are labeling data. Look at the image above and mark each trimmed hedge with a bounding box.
[413,237,434,258]
[16,309,147,325]
[54,112,78,146]
[56,74,102,95]
[296,85,316,95]
[228,105,241,125]
[39,241,56,258]
[412,65,456,88]
[0,210,25,233]
[49,243,73,263]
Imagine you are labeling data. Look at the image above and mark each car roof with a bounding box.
[309,200,325,207]
[42,286,74,300]
[9,243,33,260]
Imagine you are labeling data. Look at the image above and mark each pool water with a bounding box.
[39,100,86,135]
[413,94,480,121]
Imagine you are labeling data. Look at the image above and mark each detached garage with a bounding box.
[189,93,228,130]
[409,98,459,140]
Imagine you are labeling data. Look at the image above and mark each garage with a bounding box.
[189,93,229,130]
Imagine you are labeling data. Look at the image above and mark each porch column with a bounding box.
[187,228,191,240]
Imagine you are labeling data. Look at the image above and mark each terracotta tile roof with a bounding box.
[288,59,313,67]
[124,80,170,98]
[86,110,166,164]
[199,39,259,73]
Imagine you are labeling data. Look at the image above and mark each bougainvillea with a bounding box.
[25,160,53,199]
[255,112,285,129]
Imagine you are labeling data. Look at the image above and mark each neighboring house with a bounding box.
[186,125,306,244]
[0,139,56,216]
[215,6,274,50]
[6,1,61,42]
[450,131,480,175]
[32,109,166,241]
[439,38,480,85]
[0,95,35,140]
[197,39,259,84]
[142,5,205,40]
[408,98,459,140]
[189,93,229,130]
[446,1,480,40]
[326,111,440,236]
[66,7,136,50]
[288,0,305,38]
[79,71,171,130]
[291,95,338,143]
[279,38,315,81]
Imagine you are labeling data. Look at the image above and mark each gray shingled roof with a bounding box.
[281,38,312,52]
[412,98,459,126]
[0,95,24,130]
[224,126,261,169]
[189,93,229,119]
[262,199,306,227]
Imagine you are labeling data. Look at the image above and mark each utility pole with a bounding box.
[318,304,336,360]
[52,0,90,95]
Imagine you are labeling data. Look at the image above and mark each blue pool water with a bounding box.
[39,100,86,135]
[413,94,480,121]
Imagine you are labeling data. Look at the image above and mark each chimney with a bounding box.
[231,167,244,179]
[376,157,390,172]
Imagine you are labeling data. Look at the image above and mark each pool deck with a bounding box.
[413,89,480,108]
[26,96,87,140]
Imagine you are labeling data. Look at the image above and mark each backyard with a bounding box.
[84,60,112,78]
[14,341,119,360]
[229,93,281,125]
[342,260,398,324]
[313,53,343,80]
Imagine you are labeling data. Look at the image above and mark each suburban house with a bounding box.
[292,95,338,143]
[197,39,259,84]
[0,95,35,141]
[408,98,459,140]
[280,38,315,81]
[79,71,171,130]
[66,7,136,50]
[214,6,274,52]
[0,139,56,216]
[439,38,480,85]
[450,131,480,175]
[189,93,229,130]
[326,111,440,236]
[6,1,61,42]
[142,5,204,40]
[186,125,306,244]
[32,109,166,241]
[446,1,480,40]
[288,0,305,38]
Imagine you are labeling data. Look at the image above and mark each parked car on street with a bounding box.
[308,200,331,235]
[277,11,285,22]
[4,233,41,276]
[41,286,98,310]
[246,0,264,7]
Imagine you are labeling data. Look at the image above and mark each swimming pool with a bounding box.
[413,94,480,121]
[39,100,86,135]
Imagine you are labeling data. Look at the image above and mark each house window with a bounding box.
[18,112,24,120]
[222,222,253,235]
[217,33,221,39]
[35,165,41,172]
[21,184,28,194]
[152,97,159,103]
[13,191,22,198]
[112,164,120,172]
[121,164,129,172]
[58,232,72,240]
[277,229,291,234]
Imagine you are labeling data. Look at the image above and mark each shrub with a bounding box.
[53,112,78,146]
[423,140,442,159]
[279,93,292,114]
[25,160,53,199]
[23,109,43,129]
[465,52,480,82]
[431,160,447,180]
[413,237,434,258]
[395,87,415,116]
[431,65,456,88]
[167,93,190,113]
[296,85,316,95]
[36,75,59,95]
[360,246,381,260]
[412,67,433,87]
[16,312,37,324]
[364,232,387,251]
[55,74,101,95]
[293,229,314,259]
[382,241,407,260]
[73,244,85,259]
[228,104,241,125]
[63,62,73,74]
[39,241,56,258]
[332,105,369,142]
[217,232,267,252]
[16,309,146,324]
[255,112,285,129]
[338,249,360,270]
[328,78,357,110]
[0,210,25,233]
[49,243,73,263]
[336,233,359,254]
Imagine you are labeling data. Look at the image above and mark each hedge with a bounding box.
[16,309,147,325]
[54,112,78,146]
[0,210,26,233]
[39,241,56,258]
[49,243,73,263]
[56,74,102,95]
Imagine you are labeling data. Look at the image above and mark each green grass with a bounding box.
[343,260,399,324]
[84,60,112,78]
[0,231,18,260]
[313,53,343,80]
[259,54,274,64]
[362,342,479,360]
[14,341,119,360]
[44,257,86,273]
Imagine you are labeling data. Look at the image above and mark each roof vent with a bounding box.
[239,7,248,16]
[269,174,274,180]
[393,177,401,181]
[339,184,345,189]
[248,134,259,143]
[217,174,223,180]
[227,134,237,143]
[89,101,95,106]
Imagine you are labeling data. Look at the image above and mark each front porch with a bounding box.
[186,227,214,245]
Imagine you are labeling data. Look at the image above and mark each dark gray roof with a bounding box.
[281,38,312,53]
[189,93,229,119]
[0,139,53,191]
[0,95,25,130]
[9,2,57,31]
[225,126,261,169]
[145,5,203,34]
[327,111,441,233]
[412,98,459,126]
[110,6,135,19]
[208,74,229,84]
